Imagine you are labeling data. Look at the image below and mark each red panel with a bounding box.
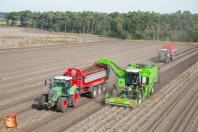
[63,67,107,94]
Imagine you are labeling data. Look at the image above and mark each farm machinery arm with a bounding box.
[94,58,126,78]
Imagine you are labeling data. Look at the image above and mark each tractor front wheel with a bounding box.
[71,90,79,107]
[38,94,47,110]
[57,97,68,113]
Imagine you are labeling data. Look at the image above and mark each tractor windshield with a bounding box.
[160,50,167,54]
[53,79,66,87]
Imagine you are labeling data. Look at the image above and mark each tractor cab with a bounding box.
[52,76,72,93]
[158,49,169,60]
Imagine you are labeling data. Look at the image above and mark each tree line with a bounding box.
[5,10,198,42]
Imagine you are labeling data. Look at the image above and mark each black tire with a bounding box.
[156,57,160,63]
[136,91,142,105]
[157,72,160,84]
[57,97,68,113]
[150,87,154,95]
[89,86,97,98]
[38,94,47,110]
[71,90,79,107]
[165,58,168,64]
[97,85,102,95]
[171,55,175,61]
[102,83,107,93]
[111,87,117,97]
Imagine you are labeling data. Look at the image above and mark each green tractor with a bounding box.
[157,44,177,63]
[38,76,79,112]
[95,58,160,108]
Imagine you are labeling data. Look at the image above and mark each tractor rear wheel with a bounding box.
[137,91,142,105]
[165,58,169,64]
[57,97,68,113]
[71,90,79,107]
[38,94,47,110]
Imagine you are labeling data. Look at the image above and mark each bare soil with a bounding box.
[0,27,198,132]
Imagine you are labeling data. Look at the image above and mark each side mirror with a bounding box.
[44,80,47,85]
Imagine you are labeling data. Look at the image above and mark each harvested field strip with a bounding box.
[0,43,157,78]
[2,41,192,68]
[0,47,157,89]
[0,41,151,70]
[0,43,190,67]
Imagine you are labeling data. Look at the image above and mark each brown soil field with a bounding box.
[0,27,198,132]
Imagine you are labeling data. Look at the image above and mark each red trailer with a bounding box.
[63,65,110,98]
[158,44,177,63]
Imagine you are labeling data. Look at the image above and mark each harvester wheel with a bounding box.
[71,90,79,107]
[38,94,47,110]
[97,85,102,95]
[57,97,68,113]
[157,72,160,84]
[150,87,154,95]
[137,91,142,105]
[111,87,117,97]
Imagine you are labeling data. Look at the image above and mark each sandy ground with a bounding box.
[0,27,198,132]
[0,27,104,49]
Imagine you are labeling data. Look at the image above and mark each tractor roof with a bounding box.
[126,69,140,73]
[126,62,157,73]
[54,76,72,80]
